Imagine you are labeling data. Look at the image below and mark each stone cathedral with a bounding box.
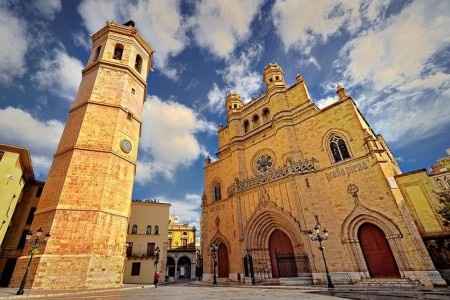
[10,21,152,289]
[201,64,446,287]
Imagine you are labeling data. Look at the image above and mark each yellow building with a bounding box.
[396,150,450,283]
[0,179,44,287]
[166,217,197,281]
[0,145,35,247]
[201,64,445,287]
[123,200,170,284]
[9,21,154,290]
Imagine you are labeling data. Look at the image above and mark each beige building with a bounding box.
[166,217,197,281]
[201,64,446,287]
[0,145,35,247]
[9,21,154,290]
[123,200,170,284]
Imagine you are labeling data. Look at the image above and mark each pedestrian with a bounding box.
[153,271,160,288]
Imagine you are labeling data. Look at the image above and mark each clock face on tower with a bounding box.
[120,139,132,154]
[256,154,273,174]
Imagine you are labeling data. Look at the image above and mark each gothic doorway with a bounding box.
[217,243,229,278]
[358,223,400,278]
[269,229,297,278]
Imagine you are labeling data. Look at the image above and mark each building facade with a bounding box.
[201,64,445,287]
[9,21,154,289]
[396,149,450,282]
[0,145,44,287]
[166,217,197,281]
[123,200,170,284]
[0,145,35,247]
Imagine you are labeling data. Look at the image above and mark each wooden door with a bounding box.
[358,223,400,278]
[269,229,297,278]
[217,243,229,278]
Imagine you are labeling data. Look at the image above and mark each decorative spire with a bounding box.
[336,84,348,101]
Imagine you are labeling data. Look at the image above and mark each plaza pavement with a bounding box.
[0,283,449,299]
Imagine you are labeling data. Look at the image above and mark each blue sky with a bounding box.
[0,0,449,228]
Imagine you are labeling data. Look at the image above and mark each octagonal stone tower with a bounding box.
[10,21,153,289]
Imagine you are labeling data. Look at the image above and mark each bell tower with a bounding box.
[10,21,153,289]
[263,63,286,93]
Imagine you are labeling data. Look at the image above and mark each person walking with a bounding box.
[153,271,160,288]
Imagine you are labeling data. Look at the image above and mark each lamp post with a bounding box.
[210,243,218,285]
[16,228,50,295]
[154,246,161,271]
[308,215,334,288]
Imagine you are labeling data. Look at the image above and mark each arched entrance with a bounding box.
[358,223,400,278]
[217,243,229,278]
[177,256,191,280]
[269,229,297,278]
[166,257,175,278]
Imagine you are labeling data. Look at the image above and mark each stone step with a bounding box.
[279,275,313,286]
[356,278,422,288]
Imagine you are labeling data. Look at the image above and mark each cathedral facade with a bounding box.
[201,64,446,287]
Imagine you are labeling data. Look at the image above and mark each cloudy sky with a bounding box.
[1,0,449,229]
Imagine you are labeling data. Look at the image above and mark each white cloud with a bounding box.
[0,107,64,177]
[136,96,216,184]
[0,7,28,84]
[315,95,338,109]
[166,193,202,228]
[33,49,83,101]
[272,0,390,54]
[335,0,450,145]
[78,0,187,78]
[33,0,62,20]
[190,0,263,58]
[206,45,263,112]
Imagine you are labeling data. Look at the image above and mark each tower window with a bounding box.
[36,185,44,197]
[213,182,221,201]
[126,242,133,257]
[243,120,249,133]
[146,225,152,235]
[26,207,36,225]
[233,104,237,109]
[275,76,280,80]
[154,225,159,235]
[94,46,101,61]
[330,135,351,163]
[113,43,124,60]
[131,88,136,95]
[131,224,138,234]
[135,54,143,73]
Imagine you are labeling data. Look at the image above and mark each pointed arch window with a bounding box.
[243,120,249,134]
[146,225,152,235]
[131,224,138,234]
[154,225,159,235]
[113,43,124,60]
[135,54,143,73]
[252,114,260,127]
[330,135,351,163]
[262,108,270,122]
[213,182,221,201]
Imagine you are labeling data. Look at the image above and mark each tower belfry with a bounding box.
[10,21,153,289]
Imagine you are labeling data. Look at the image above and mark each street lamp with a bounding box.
[308,215,334,288]
[210,243,218,285]
[154,246,161,270]
[16,228,50,295]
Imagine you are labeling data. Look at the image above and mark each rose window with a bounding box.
[256,154,273,174]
